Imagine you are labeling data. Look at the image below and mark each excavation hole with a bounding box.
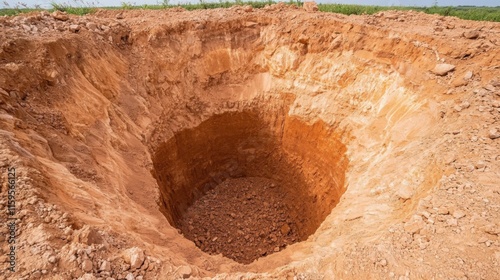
[152,110,348,264]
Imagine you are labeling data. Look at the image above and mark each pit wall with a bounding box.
[0,11,443,276]
[152,105,348,239]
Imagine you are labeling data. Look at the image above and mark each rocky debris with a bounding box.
[303,1,319,12]
[432,63,456,76]
[52,11,69,21]
[396,184,413,200]
[178,177,300,264]
[86,22,98,31]
[177,265,192,279]
[404,215,425,234]
[488,128,500,139]
[454,101,470,112]
[69,24,81,33]
[463,71,474,80]
[79,274,97,280]
[451,76,468,87]
[124,247,145,270]
[82,259,93,272]
[383,11,399,20]
[463,30,480,39]
[99,260,111,272]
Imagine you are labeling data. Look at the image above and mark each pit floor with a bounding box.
[178,177,300,264]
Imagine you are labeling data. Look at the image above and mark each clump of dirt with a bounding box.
[178,177,299,264]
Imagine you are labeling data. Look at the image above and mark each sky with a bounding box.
[1,0,498,9]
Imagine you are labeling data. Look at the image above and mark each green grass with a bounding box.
[0,1,499,22]
[49,2,97,15]
[318,4,500,22]
[0,8,42,16]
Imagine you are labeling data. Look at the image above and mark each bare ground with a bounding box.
[0,3,499,280]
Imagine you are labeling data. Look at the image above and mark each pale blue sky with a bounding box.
[1,0,498,9]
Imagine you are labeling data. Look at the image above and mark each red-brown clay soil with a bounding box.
[0,3,499,280]
[179,177,300,264]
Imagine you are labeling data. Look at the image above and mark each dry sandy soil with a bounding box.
[0,3,499,280]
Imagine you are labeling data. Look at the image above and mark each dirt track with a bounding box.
[0,3,499,280]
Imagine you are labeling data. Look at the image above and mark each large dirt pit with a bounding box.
[0,4,499,280]
[154,111,347,263]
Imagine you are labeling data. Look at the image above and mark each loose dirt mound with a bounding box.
[179,177,299,264]
[0,4,499,280]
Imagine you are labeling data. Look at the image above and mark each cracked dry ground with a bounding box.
[0,3,499,280]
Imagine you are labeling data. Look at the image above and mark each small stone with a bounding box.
[48,255,57,264]
[453,105,462,112]
[124,247,144,270]
[466,164,475,172]
[488,128,500,139]
[177,265,192,279]
[484,84,496,92]
[379,259,388,267]
[69,25,80,33]
[404,216,425,234]
[453,210,466,219]
[481,224,499,235]
[99,260,111,271]
[274,246,280,252]
[51,11,69,21]
[82,259,93,272]
[79,274,97,280]
[464,71,473,80]
[385,13,398,20]
[27,197,38,205]
[438,207,449,215]
[125,273,134,280]
[63,227,73,236]
[461,101,470,109]
[432,64,456,76]
[396,185,413,200]
[446,218,458,226]
[86,22,97,31]
[280,224,291,236]
[475,161,486,169]
[32,271,42,278]
[451,78,468,87]
[463,30,480,39]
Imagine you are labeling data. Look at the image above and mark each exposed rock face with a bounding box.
[0,6,499,280]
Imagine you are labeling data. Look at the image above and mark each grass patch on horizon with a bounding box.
[0,1,499,22]
[318,4,500,22]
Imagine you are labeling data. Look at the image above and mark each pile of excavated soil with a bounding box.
[0,3,499,280]
[178,177,299,264]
